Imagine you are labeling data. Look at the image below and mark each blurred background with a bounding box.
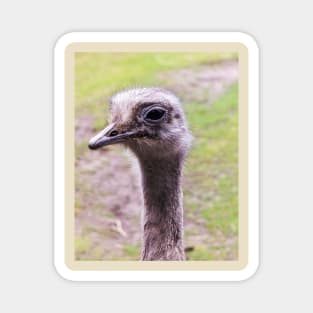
[75,52,238,261]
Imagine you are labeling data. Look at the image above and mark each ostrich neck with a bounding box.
[138,154,185,261]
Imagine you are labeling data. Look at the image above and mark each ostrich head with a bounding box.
[88,87,192,159]
[88,87,192,260]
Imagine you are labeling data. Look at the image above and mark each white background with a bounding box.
[0,1,312,312]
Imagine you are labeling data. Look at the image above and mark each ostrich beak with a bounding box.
[88,123,138,150]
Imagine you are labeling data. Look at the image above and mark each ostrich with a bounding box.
[88,87,192,260]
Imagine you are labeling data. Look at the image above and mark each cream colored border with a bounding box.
[54,32,259,281]
[66,43,246,270]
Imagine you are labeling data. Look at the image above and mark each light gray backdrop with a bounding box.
[0,1,312,312]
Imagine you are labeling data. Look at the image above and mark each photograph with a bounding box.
[74,50,240,262]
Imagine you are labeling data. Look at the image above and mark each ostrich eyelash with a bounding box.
[142,106,167,124]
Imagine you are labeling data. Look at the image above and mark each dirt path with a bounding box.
[75,118,143,259]
[75,60,238,260]
[159,60,238,104]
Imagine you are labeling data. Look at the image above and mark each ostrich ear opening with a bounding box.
[88,123,138,150]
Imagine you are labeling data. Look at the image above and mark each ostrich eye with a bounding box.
[144,108,166,122]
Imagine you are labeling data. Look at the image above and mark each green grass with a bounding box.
[75,52,237,116]
[123,244,141,260]
[187,246,221,261]
[75,52,238,260]
[184,84,238,236]
[75,236,91,255]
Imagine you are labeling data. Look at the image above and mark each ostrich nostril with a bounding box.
[109,130,118,137]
